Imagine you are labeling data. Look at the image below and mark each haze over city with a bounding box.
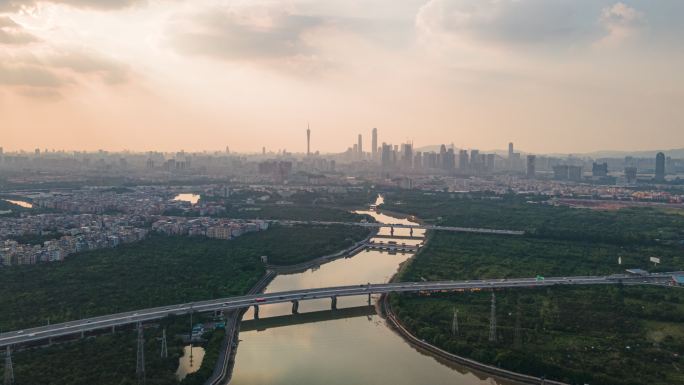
[3,2,684,385]
[1,0,683,153]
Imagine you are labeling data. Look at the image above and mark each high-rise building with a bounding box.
[508,142,514,158]
[413,151,422,170]
[357,134,363,159]
[381,143,392,169]
[306,125,311,156]
[401,143,413,170]
[553,165,582,181]
[371,128,378,161]
[625,166,637,184]
[526,155,536,178]
[459,150,468,170]
[592,162,608,177]
[655,152,665,181]
[568,165,583,181]
[486,154,496,172]
[470,149,480,168]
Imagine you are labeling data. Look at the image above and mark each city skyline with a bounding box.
[1,0,683,153]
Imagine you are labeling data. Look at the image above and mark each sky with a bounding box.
[0,0,683,154]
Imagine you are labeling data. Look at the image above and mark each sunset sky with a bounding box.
[1,0,682,154]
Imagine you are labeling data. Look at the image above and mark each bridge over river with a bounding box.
[0,272,678,348]
[268,219,525,236]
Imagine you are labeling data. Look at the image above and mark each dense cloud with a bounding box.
[169,6,325,62]
[0,16,38,44]
[414,0,650,47]
[0,49,129,97]
[0,0,145,11]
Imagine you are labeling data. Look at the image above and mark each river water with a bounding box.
[230,196,512,385]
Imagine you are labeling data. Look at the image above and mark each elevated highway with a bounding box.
[271,220,525,236]
[1,272,678,348]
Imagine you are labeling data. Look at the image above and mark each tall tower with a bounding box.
[136,323,146,385]
[306,125,311,156]
[357,134,363,159]
[489,292,497,343]
[371,128,378,161]
[526,155,536,179]
[4,346,14,385]
[655,152,665,182]
[508,142,514,158]
[160,328,168,359]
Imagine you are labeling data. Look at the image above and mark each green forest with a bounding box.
[381,190,684,245]
[0,224,369,331]
[385,191,684,385]
[0,223,369,385]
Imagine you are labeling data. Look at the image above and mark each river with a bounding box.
[230,195,513,385]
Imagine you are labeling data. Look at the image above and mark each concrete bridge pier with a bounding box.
[253,305,260,319]
[291,300,299,314]
[111,326,115,334]
[390,226,394,236]
[367,293,372,306]
[331,296,337,310]
[410,227,413,236]
[80,330,84,339]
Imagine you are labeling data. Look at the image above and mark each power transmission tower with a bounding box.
[489,292,497,343]
[514,298,522,348]
[136,323,146,385]
[451,307,459,336]
[160,328,168,359]
[4,346,14,385]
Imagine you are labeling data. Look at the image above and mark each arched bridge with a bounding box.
[0,272,678,348]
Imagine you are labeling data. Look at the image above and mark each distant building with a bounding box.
[624,166,637,184]
[655,152,665,181]
[381,143,392,169]
[357,134,363,159]
[401,143,413,170]
[526,155,536,178]
[413,151,422,170]
[592,162,608,177]
[568,165,582,181]
[371,128,378,161]
[458,150,468,170]
[553,165,582,181]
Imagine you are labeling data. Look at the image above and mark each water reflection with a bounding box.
[173,193,200,205]
[232,195,511,385]
[176,345,205,380]
[4,199,33,208]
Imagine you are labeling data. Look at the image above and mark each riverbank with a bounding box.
[381,227,563,385]
[205,226,377,384]
[381,294,565,385]
[203,271,277,385]
[265,227,378,274]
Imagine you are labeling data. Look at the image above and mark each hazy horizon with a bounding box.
[2,0,683,153]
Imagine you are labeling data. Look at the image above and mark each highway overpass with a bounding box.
[271,220,525,236]
[0,272,677,348]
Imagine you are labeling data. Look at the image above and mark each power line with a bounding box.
[489,291,497,343]
[160,328,168,359]
[4,346,14,385]
[136,322,146,385]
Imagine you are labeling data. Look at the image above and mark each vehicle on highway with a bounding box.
[255,298,267,303]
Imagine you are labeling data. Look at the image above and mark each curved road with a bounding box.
[0,272,677,348]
